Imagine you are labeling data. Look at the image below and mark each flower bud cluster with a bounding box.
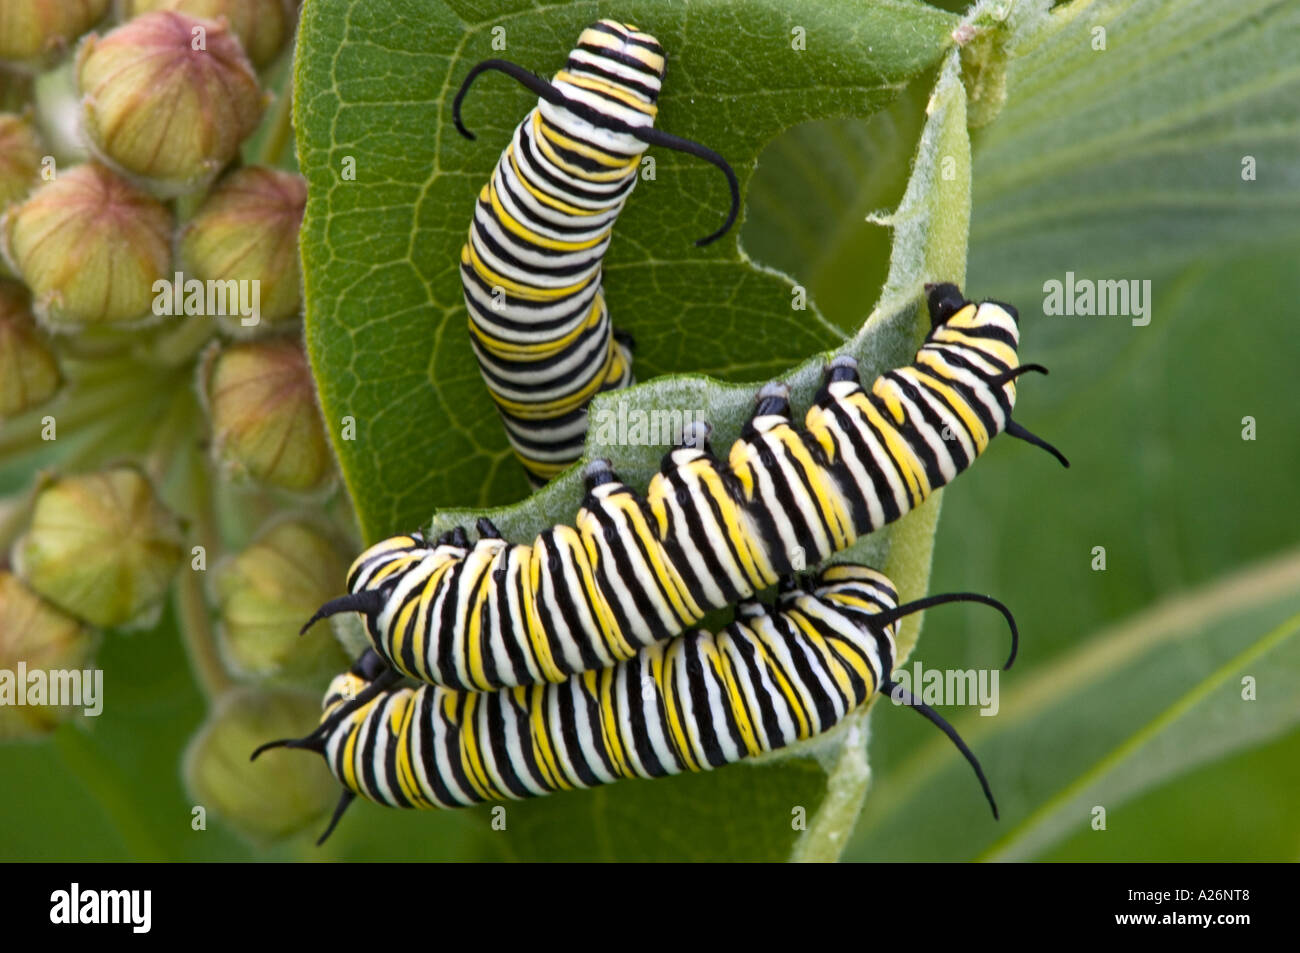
[1,3,345,838]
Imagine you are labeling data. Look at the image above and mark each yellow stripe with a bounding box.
[526,685,573,791]
[484,343,612,417]
[390,694,430,807]
[658,642,700,771]
[553,69,659,116]
[790,611,863,697]
[464,562,495,691]
[348,535,420,572]
[610,495,702,624]
[520,545,567,683]
[367,554,422,586]
[521,458,566,480]
[339,710,362,791]
[713,637,762,757]
[906,365,991,452]
[504,139,606,220]
[594,669,633,778]
[572,524,636,661]
[485,368,603,414]
[576,25,665,73]
[534,117,638,183]
[389,596,423,677]
[804,404,843,467]
[537,109,641,169]
[715,449,785,588]
[465,240,592,301]
[489,163,611,247]
[749,628,812,740]
[850,391,930,505]
[408,569,441,682]
[456,694,499,801]
[775,426,854,552]
[467,290,602,360]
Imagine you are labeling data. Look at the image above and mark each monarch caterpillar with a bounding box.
[257,564,1018,844]
[455,19,741,486]
[303,284,1065,693]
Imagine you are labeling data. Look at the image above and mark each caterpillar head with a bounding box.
[297,533,448,638]
[924,282,972,327]
[812,564,902,673]
[926,281,1022,332]
[568,20,667,105]
[322,648,391,714]
[817,565,1018,821]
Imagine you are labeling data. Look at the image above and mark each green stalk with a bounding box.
[175,452,232,701]
[259,81,296,167]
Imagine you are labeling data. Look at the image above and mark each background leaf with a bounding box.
[851,548,1300,862]
[840,0,1300,859]
[705,0,1300,860]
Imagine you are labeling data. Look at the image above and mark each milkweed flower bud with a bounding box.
[0,571,96,741]
[128,0,298,69]
[0,113,43,212]
[0,163,172,328]
[76,11,264,195]
[0,113,44,279]
[215,520,350,681]
[183,686,337,843]
[202,337,334,491]
[0,0,108,69]
[179,166,306,330]
[13,467,185,628]
[0,280,61,417]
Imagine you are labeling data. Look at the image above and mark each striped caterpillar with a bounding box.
[456,19,741,485]
[258,563,1017,843]
[303,283,1066,692]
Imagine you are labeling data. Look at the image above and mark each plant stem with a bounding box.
[175,450,231,701]
[259,81,295,167]
[0,489,36,557]
[0,375,160,459]
[151,317,215,367]
[789,710,875,862]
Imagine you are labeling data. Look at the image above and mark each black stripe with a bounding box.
[436,694,479,805]
[513,125,634,205]
[885,370,964,486]
[564,57,661,101]
[587,21,664,53]
[682,634,727,767]
[535,530,602,675]
[491,560,532,686]
[434,559,467,687]
[622,653,668,777]
[469,204,606,280]
[774,612,837,732]
[483,693,531,798]
[826,394,900,529]
[556,680,606,785]
[504,688,547,791]
[419,689,462,808]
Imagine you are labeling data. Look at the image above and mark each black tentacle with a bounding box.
[883,678,998,820]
